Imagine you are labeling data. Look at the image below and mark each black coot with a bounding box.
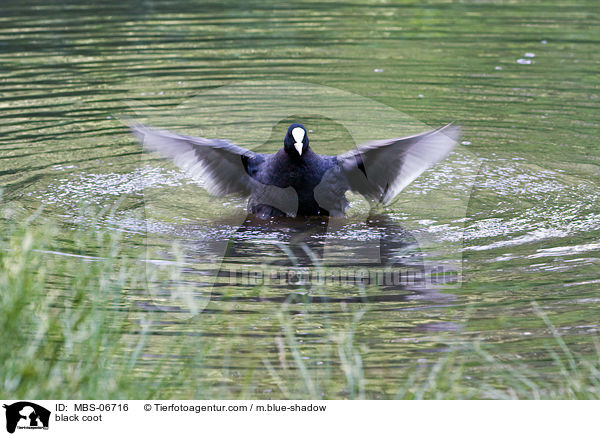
[131,122,459,219]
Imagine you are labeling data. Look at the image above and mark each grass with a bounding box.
[1,204,600,399]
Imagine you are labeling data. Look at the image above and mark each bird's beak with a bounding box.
[291,127,305,156]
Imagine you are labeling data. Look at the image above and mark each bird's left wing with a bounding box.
[130,124,262,197]
[336,124,460,205]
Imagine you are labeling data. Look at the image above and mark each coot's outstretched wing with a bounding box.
[337,124,460,205]
[130,124,262,197]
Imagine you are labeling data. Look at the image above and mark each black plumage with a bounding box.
[130,122,459,218]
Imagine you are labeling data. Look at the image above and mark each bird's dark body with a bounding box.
[246,149,337,217]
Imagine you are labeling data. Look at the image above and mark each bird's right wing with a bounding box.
[131,124,262,197]
[131,124,299,216]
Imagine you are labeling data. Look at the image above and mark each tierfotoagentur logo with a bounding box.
[123,80,481,319]
[2,402,50,434]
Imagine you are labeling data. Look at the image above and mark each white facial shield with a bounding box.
[292,127,305,155]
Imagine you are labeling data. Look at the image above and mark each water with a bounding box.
[1,0,599,398]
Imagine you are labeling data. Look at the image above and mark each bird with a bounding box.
[130,122,459,219]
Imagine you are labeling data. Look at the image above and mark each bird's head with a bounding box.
[283,123,309,158]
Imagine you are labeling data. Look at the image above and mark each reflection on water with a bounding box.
[144,213,455,318]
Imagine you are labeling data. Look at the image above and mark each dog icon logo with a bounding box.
[3,402,50,434]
